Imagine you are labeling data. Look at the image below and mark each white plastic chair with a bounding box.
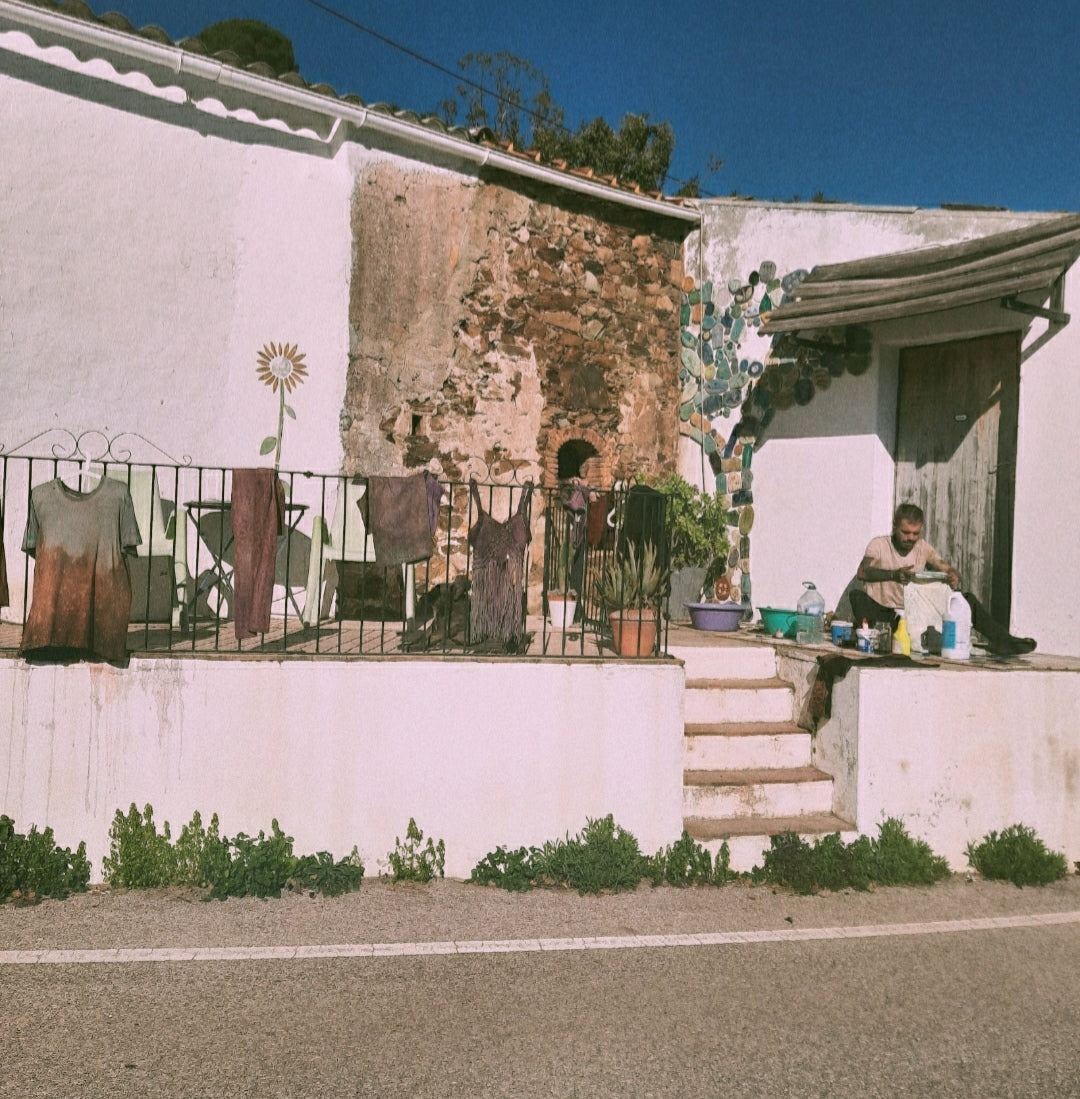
[105,467,190,629]
[301,480,415,627]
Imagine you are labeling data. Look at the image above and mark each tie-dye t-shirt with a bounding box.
[21,477,141,661]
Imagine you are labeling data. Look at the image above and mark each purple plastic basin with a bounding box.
[685,601,743,632]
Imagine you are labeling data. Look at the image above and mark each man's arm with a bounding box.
[857,555,914,584]
[926,550,961,590]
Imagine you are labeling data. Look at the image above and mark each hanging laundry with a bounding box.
[468,481,533,652]
[231,468,285,639]
[587,489,615,549]
[359,471,443,566]
[0,499,8,608]
[619,484,669,572]
[21,477,141,662]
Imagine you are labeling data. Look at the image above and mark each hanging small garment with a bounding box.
[587,490,615,549]
[359,471,443,565]
[619,484,668,572]
[0,498,9,608]
[468,481,533,651]
[231,468,285,639]
[21,477,141,662]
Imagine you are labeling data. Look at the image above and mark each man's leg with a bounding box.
[963,593,1036,655]
[849,589,898,629]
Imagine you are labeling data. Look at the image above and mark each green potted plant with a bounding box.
[647,473,730,619]
[600,541,668,656]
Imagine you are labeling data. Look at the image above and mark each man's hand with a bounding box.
[946,568,960,590]
[896,565,915,585]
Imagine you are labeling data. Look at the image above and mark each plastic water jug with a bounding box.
[941,592,972,660]
[796,581,826,644]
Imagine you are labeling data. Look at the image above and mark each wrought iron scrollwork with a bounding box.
[0,429,192,466]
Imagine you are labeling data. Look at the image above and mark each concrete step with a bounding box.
[685,813,859,874]
[683,678,795,725]
[669,640,777,681]
[682,767,834,819]
[684,722,813,770]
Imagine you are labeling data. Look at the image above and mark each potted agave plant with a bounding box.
[600,541,667,656]
[546,537,578,631]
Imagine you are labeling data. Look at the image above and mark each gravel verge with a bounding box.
[3,873,1079,952]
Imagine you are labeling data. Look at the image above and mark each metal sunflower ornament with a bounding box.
[256,342,308,469]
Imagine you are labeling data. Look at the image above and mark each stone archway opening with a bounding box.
[557,438,599,481]
[542,426,612,489]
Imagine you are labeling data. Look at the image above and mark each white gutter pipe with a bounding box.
[0,0,700,223]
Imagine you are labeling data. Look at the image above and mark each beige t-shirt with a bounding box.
[861,534,949,610]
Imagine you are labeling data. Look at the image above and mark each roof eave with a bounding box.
[0,0,700,223]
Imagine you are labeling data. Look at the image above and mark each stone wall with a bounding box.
[340,161,688,600]
[341,162,686,487]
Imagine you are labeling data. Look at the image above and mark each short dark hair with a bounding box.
[893,503,924,527]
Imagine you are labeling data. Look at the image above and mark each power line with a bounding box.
[298,0,712,195]
[299,0,568,134]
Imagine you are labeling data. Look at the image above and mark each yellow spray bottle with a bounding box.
[892,615,912,656]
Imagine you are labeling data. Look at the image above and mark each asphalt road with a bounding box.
[4,878,1080,1098]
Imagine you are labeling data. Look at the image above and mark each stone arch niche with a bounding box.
[541,425,612,488]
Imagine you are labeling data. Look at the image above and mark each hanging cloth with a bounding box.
[231,468,285,639]
[358,471,443,566]
[619,484,668,572]
[0,498,9,608]
[20,477,141,662]
[468,481,533,651]
[587,489,614,549]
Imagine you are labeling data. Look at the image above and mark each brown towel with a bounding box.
[231,468,285,639]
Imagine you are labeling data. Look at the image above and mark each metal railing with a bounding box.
[0,436,671,660]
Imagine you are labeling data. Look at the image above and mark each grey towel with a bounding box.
[360,472,441,566]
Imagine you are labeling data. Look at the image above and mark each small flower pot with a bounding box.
[547,591,579,631]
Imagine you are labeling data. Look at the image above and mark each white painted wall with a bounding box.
[815,662,1080,870]
[694,202,1078,654]
[0,656,685,881]
[0,48,352,474]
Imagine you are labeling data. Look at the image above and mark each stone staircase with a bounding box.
[669,634,855,872]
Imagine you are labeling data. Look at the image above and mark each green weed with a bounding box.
[387,818,445,882]
[103,804,177,888]
[646,831,732,887]
[752,818,950,895]
[0,815,90,904]
[104,804,364,900]
[533,815,646,895]
[290,848,365,897]
[966,824,1068,887]
[468,845,541,891]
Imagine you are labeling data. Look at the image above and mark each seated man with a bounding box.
[851,503,1036,656]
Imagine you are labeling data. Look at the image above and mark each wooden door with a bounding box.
[895,332,1019,622]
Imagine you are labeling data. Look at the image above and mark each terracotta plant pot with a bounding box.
[608,608,659,656]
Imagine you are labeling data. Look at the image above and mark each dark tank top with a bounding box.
[468,481,533,650]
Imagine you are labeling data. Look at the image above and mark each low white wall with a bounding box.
[816,662,1080,869]
[0,656,685,881]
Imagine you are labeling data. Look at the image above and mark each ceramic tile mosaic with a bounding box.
[678,257,871,604]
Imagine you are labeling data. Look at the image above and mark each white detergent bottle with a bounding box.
[941,591,972,660]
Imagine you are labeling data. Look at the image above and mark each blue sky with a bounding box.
[114,0,1079,211]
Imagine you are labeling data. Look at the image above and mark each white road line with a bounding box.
[3,909,1079,966]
